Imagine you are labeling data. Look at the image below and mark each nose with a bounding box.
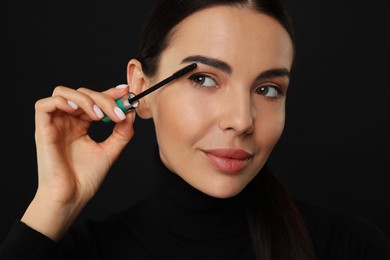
[218,89,254,136]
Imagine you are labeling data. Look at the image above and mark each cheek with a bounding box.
[261,119,284,147]
[254,103,285,151]
[152,89,210,146]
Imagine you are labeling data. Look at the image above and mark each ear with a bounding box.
[127,59,152,119]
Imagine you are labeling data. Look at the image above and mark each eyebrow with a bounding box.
[256,68,290,81]
[182,55,232,74]
[181,55,290,80]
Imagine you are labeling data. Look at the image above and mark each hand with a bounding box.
[22,84,136,240]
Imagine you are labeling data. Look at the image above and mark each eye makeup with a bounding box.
[102,63,197,123]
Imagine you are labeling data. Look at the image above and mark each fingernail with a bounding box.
[115,84,128,89]
[93,105,104,118]
[67,100,78,110]
[114,106,127,120]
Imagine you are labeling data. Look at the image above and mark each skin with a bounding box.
[136,6,294,198]
[21,5,293,241]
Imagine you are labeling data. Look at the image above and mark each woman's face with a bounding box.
[143,5,293,198]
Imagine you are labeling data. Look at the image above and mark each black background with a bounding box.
[3,0,390,243]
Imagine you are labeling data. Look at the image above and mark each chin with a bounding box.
[200,183,246,199]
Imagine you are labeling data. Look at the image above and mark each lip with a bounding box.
[202,148,253,174]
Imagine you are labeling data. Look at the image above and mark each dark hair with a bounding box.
[136,1,315,259]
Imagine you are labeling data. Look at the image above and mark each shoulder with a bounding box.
[294,198,390,260]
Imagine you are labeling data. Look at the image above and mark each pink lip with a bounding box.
[202,148,253,174]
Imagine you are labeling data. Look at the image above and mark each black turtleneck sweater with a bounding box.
[1,153,390,260]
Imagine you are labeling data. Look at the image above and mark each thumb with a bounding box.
[99,110,136,163]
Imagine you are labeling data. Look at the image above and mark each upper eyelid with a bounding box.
[256,76,287,84]
[190,72,217,79]
[257,82,282,89]
[255,79,287,90]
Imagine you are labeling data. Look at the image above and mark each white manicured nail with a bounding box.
[115,84,128,89]
[93,105,104,118]
[67,100,78,110]
[114,106,126,120]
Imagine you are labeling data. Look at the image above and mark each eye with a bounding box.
[188,74,217,88]
[255,85,282,98]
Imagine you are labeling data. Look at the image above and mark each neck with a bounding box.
[146,149,256,240]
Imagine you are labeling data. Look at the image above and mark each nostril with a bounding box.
[219,116,254,136]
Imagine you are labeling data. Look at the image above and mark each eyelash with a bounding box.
[188,73,217,89]
[255,85,285,101]
[188,73,285,100]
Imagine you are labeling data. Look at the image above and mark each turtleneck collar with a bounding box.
[146,147,256,240]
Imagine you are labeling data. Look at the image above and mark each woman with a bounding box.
[1,0,389,259]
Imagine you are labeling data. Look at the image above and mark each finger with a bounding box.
[77,84,131,123]
[101,84,130,98]
[52,85,107,122]
[35,95,84,124]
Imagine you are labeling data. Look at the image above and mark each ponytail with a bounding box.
[247,165,317,260]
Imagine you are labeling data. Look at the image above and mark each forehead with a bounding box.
[164,5,294,70]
